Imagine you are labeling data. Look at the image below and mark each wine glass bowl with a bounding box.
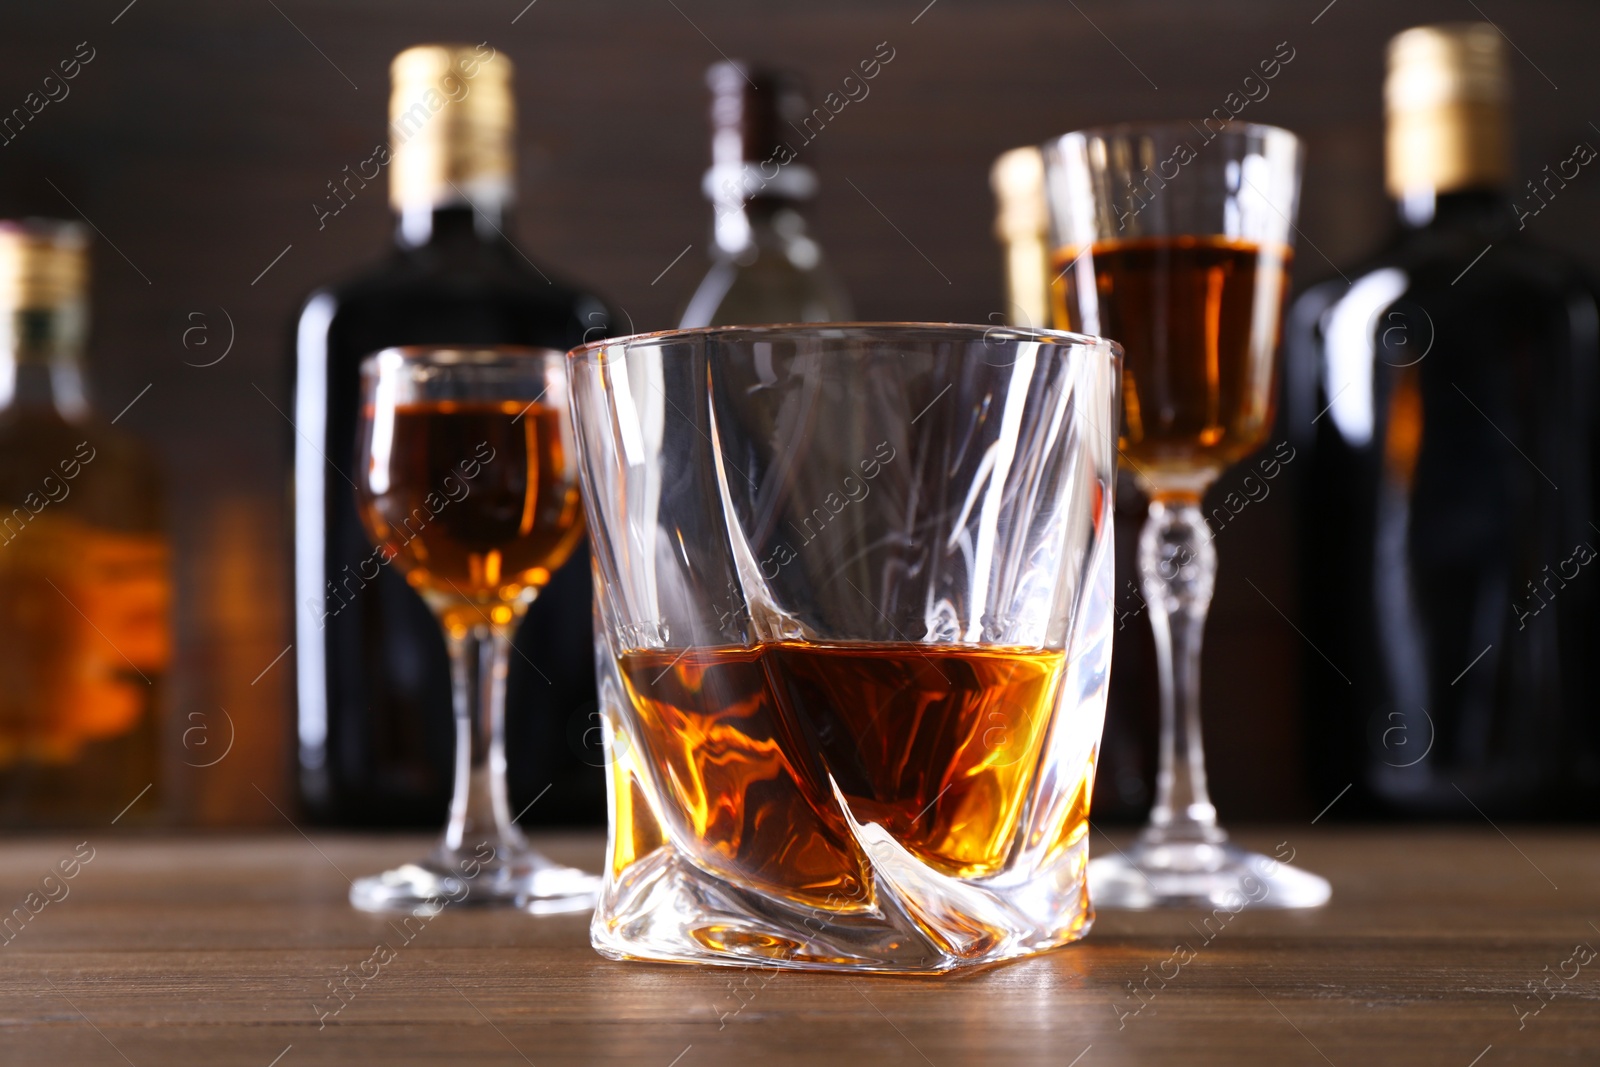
[348,345,601,913]
[1053,234,1290,496]
[359,388,586,635]
[1044,123,1331,909]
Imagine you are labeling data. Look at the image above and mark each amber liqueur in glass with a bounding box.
[359,399,584,631]
[609,643,1087,907]
[1052,236,1291,493]
[1288,24,1600,817]
[0,221,171,826]
[294,45,612,825]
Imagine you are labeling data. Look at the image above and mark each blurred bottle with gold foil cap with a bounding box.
[1385,22,1509,208]
[1290,23,1600,820]
[0,219,88,311]
[388,44,514,233]
[990,146,1051,329]
[0,218,171,827]
[295,43,615,829]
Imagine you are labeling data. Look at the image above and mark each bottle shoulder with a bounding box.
[0,407,156,463]
[678,246,852,328]
[0,408,164,528]
[297,242,615,354]
[1323,225,1596,301]
[1292,228,1599,353]
[1288,223,1600,457]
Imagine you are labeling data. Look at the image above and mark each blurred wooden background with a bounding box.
[0,0,1595,825]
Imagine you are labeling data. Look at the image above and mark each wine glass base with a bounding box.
[349,850,601,915]
[1088,839,1330,910]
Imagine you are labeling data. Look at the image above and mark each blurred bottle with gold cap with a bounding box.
[0,219,171,826]
[989,146,1051,329]
[1289,23,1600,818]
[293,44,614,828]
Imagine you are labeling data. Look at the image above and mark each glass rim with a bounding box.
[567,322,1123,364]
[359,343,569,376]
[1045,119,1301,150]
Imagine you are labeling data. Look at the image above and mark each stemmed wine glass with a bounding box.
[1043,123,1331,908]
[349,345,601,913]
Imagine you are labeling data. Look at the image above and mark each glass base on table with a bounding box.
[349,843,601,915]
[1088,836,1331,910]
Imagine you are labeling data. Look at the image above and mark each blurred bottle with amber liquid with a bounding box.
[0,220,170,826]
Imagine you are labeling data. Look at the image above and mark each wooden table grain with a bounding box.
[0,829,1595,1065]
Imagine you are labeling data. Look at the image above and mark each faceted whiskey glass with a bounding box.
[568,324,1121,972]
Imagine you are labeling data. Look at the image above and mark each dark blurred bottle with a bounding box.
[1289,23,1600,818]
[293,44,612,826]
[0,220,170,826]
[679,62,851,327]
[990,145,1153,820]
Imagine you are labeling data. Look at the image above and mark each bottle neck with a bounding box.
[712,196,818,262]
[395,201,513,250]
[0,306,88,418]
[1385,91,1510,233]
[1395,185,1510,233]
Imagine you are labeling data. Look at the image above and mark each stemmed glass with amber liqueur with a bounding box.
[349,345,600,913]
[1044,123,1330,908]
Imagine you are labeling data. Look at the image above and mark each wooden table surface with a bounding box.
[1,828,1596,1065]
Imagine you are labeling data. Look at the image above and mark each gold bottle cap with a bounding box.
[990,146,1048,241]
[388,43,515,212]
[990,147,1052,329]
[1385,22,1509,197]
[0,219,88,310]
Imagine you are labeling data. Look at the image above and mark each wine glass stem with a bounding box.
[1139,500,1224,845]
[442,621,525,860]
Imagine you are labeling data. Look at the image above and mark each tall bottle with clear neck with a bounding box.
[0,220,171,826]
[1289,23,1600,818]
[679,62,851,328]
[293,44,613,826]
